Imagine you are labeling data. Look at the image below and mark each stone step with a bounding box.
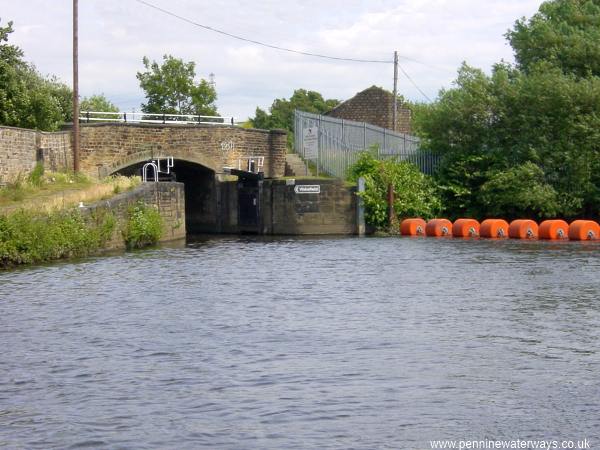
[285,153,312,177]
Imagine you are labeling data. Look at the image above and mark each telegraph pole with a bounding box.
[72,0,80,172]
[392,50,398,132]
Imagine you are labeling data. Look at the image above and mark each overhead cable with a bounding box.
[135,0,436,101]
[398,64,432,102]
[135,0,393,64]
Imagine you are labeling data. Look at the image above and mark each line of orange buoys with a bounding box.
[400,218,600,241]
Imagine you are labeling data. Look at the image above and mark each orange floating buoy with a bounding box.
[568,220,600,241]
[480,219,509,238]
[452,218,480,238]
[400,218,427,236]
[539,219,569,240]
[509,219,539,239]
[425,219,453,237]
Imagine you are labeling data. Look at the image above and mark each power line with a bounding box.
[398,64,433,102]
[134,0,393,64]
[134,0,436,101]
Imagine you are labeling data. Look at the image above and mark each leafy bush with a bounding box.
[348,150,442,229]
[416,0,600,221]
[0,208,116,267]
[478,163,560,220]
[122,201,163,249]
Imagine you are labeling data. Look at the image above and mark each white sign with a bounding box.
[303,127,319,159]
[294,185,320,194]
[286,179,296,186]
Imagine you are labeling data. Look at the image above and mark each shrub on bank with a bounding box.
[122,201,163,249]
[0,208,116,267]
[348,150,442,230]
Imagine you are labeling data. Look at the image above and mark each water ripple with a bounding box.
[1,236,599,448]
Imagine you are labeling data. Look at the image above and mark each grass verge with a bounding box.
[0,169,140,213]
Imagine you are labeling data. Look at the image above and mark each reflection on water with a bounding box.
[1,236,599,449]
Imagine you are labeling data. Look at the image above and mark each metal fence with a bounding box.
[294,110,439,178]
[80,111,236,126]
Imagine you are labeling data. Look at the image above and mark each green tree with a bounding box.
[421,62,600,219]
[80,94,119,120]
[405,100,434,136]
[80,94,119,113]
[17,71,71,131]
[0,20,25,125]
[479,162,560,220]
[1,19,72,131]
[250,89,339,147]
[136,55,217,116]
[507,0,600,77]
[419,0,600,220]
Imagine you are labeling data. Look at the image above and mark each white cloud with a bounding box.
[2,0,543,120]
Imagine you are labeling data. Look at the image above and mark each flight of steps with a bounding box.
[285,153,311,177]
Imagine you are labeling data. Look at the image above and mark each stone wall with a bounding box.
[264,179,358,235]
[84,182,186,249]
[207,178,358,235]
[326,86,412,134]
[0,127,37,183]
[0,127,73,184]
[40,131,72,172]
[0,123,287,183]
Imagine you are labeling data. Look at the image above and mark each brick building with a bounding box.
[326,86,412,134]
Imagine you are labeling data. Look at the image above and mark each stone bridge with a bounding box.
[0,123,287,183]
[78,123,287,179]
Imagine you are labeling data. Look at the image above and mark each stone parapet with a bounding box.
[0,123,287,183]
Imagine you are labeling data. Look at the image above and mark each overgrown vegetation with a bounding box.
[0,208,116,267]
[416,0,600,221]
[1,19,71,131]
[250,89,340,148]
[348,150,442,230]
[0,187,165,267]
[0,171,154,267]
[122,201,163,249]
[1,19,120,131]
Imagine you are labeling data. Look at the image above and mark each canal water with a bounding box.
[1,236,599,449]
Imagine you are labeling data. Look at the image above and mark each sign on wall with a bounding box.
[303,127,318,159]
[220,140,235,153]
[294,185,320,194]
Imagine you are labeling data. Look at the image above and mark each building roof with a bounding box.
[326,86,411,133]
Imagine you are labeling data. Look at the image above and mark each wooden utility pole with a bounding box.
[387,183,395,226]
[72,0,80,172]
[392,50,398,132]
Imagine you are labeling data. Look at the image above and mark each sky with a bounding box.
[2,0,542,121]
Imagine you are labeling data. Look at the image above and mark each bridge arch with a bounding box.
[112,157,222,234]
[99,149,220,179]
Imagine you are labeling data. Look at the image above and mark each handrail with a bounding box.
[142,162,158,182]
[79,111,237,126]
